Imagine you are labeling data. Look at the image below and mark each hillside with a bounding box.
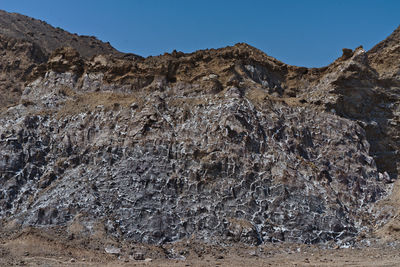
[0,9,400,265]
[0,9,126,107]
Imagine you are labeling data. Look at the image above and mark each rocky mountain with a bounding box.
[0,9,399,247]
[0,9,128,107]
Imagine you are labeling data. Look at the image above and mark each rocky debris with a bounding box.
[132,252,145,260]
[0,10,400,247]
[105,246,121,255]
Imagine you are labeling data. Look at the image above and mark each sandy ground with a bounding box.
[1,227,400,267]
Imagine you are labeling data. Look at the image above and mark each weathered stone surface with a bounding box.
[0,9,128,108]
[0,68,390,245]
[0,10,399,246]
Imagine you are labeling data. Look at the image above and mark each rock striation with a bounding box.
[0,10,399,246]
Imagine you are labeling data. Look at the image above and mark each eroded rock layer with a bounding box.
[0,10,399,245]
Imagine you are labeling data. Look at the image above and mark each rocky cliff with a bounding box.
[0,10,399,246]
[0,9,127,107]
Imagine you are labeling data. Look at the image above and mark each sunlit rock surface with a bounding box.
[1,10,400,246]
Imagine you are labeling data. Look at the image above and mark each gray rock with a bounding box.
[0,24,400,247]
[105,247,121,255]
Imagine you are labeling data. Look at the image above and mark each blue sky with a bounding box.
[1,0,399,67]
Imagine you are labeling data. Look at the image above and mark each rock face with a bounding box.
[0,10,399,246]
[0,9,129,108]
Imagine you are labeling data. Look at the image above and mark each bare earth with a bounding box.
[1,228,400,267]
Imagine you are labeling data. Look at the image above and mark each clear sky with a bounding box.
[1,0,399,67]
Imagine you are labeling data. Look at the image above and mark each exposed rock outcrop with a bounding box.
[0,9,130,108]
[0,10,399,246]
